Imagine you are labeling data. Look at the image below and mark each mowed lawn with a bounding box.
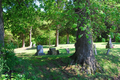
[13,42,120,80]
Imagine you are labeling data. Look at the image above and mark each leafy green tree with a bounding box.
[3,0,36,47]
[42,0,66,47]
[70,0,120,73]
[59,22,76,44]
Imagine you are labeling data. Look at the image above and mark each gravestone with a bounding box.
[35,45,45,56]
[94,44,97,55]
[106,35,113,49]
[66,48,70,54]
[106,49,110,55]
[48,48,59,55]
[106,35,113,55]
[33,44,36,47]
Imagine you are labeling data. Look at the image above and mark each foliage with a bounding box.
[33,28,56,45]
[1,43,19,74]
[59,35,76,44]
[0,56,5,77]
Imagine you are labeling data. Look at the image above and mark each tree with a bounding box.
[55,0,63,47]
[69,0,120,74]
[59,22,76,44]
[70,0,102,74]
[29,27,32,47]
[3,0,36,47]
[0,0,4,54]
[43,0,66,47]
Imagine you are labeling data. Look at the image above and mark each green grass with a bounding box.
[3,42,120,80]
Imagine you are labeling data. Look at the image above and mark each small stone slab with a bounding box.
[106,49,110,55]
[66,48,70,54]
[47,48,59,55]
[33,44,36,47]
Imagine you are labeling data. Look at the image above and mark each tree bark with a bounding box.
[70,0,101,74]
[55,25,59,47]
[22,34,25,48]
[67,33,69,44]
[29,27,32,47]
[0,0,4,54]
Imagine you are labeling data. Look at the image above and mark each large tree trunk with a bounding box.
[22,34,25,48]
[66,33,69,44]
[29,27,32,47]
[55,25,59,47]
[0,0,4,54]
[70,0,101,74]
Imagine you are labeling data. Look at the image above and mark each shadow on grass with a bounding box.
[26,47,36,50]
[96,48,120,65]
[94,48,120,77]
[13,52,117,80]
[14,55,84,80]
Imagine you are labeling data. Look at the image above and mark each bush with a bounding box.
[1,43,19,74]
[0,56,5,77]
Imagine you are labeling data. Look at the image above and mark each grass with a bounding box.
[3,42,120,80]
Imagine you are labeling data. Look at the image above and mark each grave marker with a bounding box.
[66,48,70,54]
[35,45,45,56]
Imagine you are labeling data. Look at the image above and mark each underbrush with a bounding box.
[0,43,22,80]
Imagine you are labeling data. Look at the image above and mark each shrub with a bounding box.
[1,43,19,75]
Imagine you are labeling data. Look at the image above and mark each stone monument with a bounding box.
[35,45,45,56]
[106,35,113,49]
[47,48,59,55]
[66,48,70,54]
[33,44,36,47]
[106,35,113,55]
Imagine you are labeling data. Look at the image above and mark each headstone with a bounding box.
[106,49,110,55]
[35,45,45,56]
[47,48,59,55]
[106,35,113,49]
[51,48,57,55]
[66,48,70,54]
[33,44,36,47]
[106,35,113,55]
[94,44,97,55]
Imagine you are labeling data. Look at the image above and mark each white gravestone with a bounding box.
[106,35,113,49]
[36,45,45,55]
[33,44,36,47]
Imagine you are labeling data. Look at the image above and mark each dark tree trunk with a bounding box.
[29,27,32,47]
[55,25,59,47]
[0,0,4,54]
[70,0,101,74]
[67,33,69,44]
[22,34,25,48]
